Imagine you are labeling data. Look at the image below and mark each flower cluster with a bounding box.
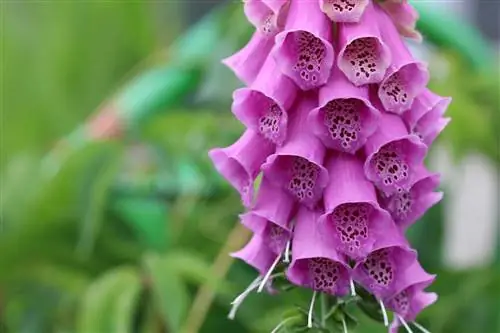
[210,0,450,331]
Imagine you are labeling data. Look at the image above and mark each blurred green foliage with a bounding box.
[1,2,500,333]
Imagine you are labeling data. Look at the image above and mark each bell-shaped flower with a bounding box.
[403,89,450,129]
[378,0,422,41]
[309,65,379,154]
[319,0,369,23]
[209,130,274,207]
[232,55,297,145]
[352,234,417,300]
[383,165,442,229]
[318,153,398,260]
[222,32,274,86]
[232,233,278,276]
[385,261,437,332]
[272,0,335,90]
[262,95,329,208]
[337,2,391,86]
[244,0,289,36]
[376,5,429,114]
[287,207,351,296]
[364,112,427,196]
[240,177,296,255]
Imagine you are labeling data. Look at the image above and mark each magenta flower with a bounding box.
[309,65,379,153]
[272,0,335,90]
[209,130,274,207]
[319,153,397,259]
[212,1,449,330]
[337,2,391,86]
[240,177,296,255]
[352,242,417,300]
[383,165,443,229]
[222,32,274,86]
[287,207,351,296]
[244,0,289,36]
[376,5,429,114]
[364,113,427,196]
[379,0,422,41]
[262,95,329,208]
[319,0,369,23]
[385,261,437,332]
[232,56,297,145]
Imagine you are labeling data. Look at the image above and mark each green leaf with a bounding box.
[77,267,141,333]
[143,252,190,332]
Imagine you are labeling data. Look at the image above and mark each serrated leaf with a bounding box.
[77,267,141,333]
[143,252,189,333]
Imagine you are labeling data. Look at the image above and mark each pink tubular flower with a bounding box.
[232,233,278,276]
[209,130,274,207]
[386,261,437,332]
[319,0,369,23]
[364,112,427,196]
[352,237,417,299]
[262,95,329,209]
[272,0,335,90]
[309,65,379,154]
[383,165,443,229]
[232,56,297,146]
[240,177,296,255]
[244,0,289,36]
[337,2,391,86]
[222,32,274,86]
[376,5,429,114]
[287,207,351,296]
[319,153,397,260]
[379,0,422,41]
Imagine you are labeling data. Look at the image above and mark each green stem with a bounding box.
[321,293,328,327]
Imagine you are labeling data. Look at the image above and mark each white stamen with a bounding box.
[341,316,349,333]
[270,317,293,333]
[349,280,356,296]
[307,291,318,328]
[283,239,291,263]
[231,276,262,305]
[257,253,281,293]
[379,299,389,327]
[399,315,414,333]
[413,321,432,333]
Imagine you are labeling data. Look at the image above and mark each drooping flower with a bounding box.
[337,1,391,86]
[240,177,296,255]
[385,261,437,332]
[319,153,398,259]
[383,165,443,229]
[364,112,427,196]
[309,65,379,154]
[222,32,274,86]
[209,130,274,207]
[232,55,297,145]
[244,0,289,36]
[319,0,370,23]
[232,233,279,277]
[262,95,329,208]
[351,237,417,299]
[378,0,422,41]
[376,5,429,114]
[272,0,335,90]
[287,207,351,296]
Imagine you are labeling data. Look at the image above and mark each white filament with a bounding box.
[379,299,389,327]
[413,321,432,333]
[307,291,318,328]
[270,317,293,333]
[399,315,414,333]
[231,276,262,305]
[283,240,291,263]
[257,253,282,293]
[341,316,349,333]
[349,279,356,296]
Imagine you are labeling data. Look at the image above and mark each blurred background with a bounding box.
[1,1,499,333]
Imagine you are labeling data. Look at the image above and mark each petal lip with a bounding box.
[319,0,370,23]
